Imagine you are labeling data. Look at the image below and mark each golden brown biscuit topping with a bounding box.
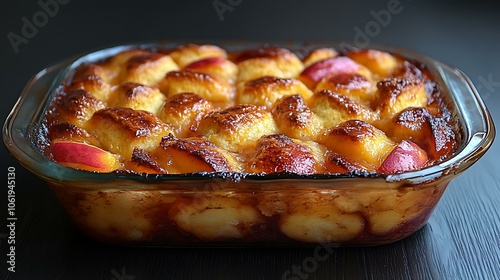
[39,44,459,175]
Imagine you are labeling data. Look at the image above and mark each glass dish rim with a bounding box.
[2,40,496,187]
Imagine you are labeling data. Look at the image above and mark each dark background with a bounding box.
[1,0,499,279]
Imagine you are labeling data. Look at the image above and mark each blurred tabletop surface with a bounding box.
[1,0,499,279]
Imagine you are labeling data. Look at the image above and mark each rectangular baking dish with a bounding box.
[3,41,495,246]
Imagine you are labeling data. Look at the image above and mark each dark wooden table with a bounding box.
[1,1,499,279]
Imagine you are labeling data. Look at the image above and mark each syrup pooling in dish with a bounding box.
[40,44,458,175]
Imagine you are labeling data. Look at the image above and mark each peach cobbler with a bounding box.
[39,44,457,176]
[33,43,462,245]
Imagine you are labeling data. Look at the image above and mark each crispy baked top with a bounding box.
[39,44,458,175]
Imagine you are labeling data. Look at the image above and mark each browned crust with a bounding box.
[250,134,318,174]
[126,53,168,71]
[232,46,295,63]
[66,75,108,92]
[47,122,99,146]
[68,63,111,83]
[202,104,268,132]
[62,89,105,116]
[113,82,157,98]
[162,92,212,115]
[393,107,431,130]
[157,93,214,136]
[393,60,424,81]
[130,148,167,174]
[377,78,420,101]
[324,73,372,91]
[272,94,313,129]
[314,89,374,117]
[39,45,459,176]
[90,107,169,138]
[164,70,218,83]
[327,120,376,141]
[247,76,295,89]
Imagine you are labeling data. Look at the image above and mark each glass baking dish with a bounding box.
[2,41,495,247]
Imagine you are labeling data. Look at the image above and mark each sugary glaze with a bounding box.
[37,44,460,245]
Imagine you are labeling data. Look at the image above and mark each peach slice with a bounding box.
[49,141,120,172]
[298,56,366,89]
[184,57,238,82]
[325,150,367,174]
[185,56,225,68]
[378,140,428,174]
[153,135,241,173]
[126,148,168,175]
